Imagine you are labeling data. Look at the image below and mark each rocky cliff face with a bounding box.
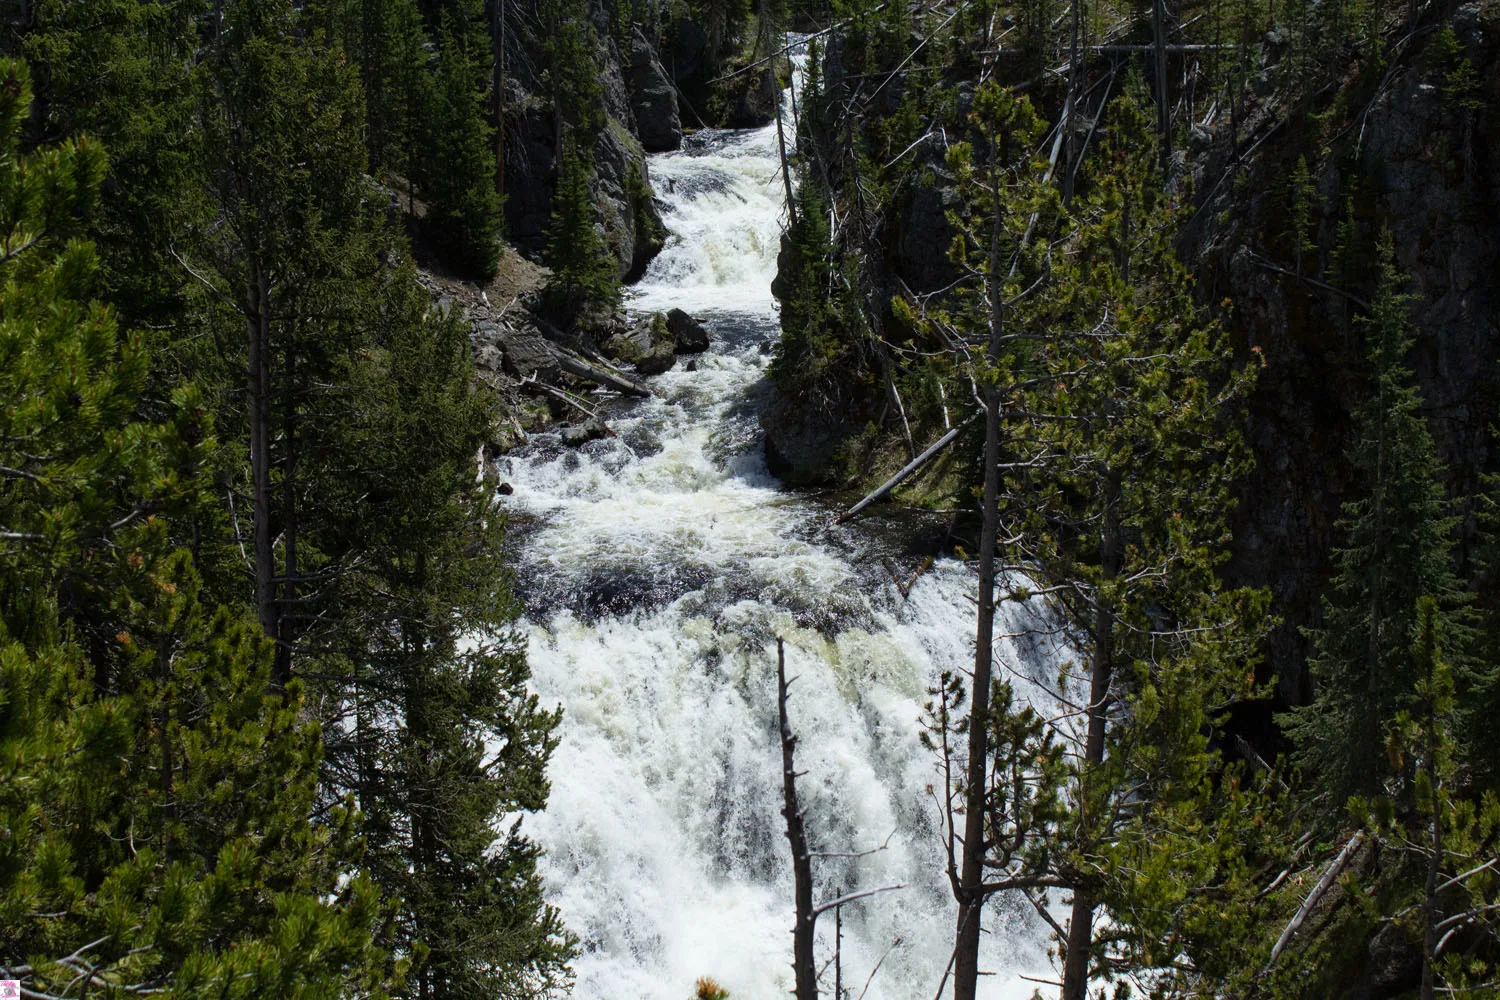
[1181,0,1500,700]
[500,0,680,281]
[767,0,1500,698]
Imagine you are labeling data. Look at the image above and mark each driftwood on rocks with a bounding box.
[835,417,975,524]
[519,376,601,419]
[551,345,654,397]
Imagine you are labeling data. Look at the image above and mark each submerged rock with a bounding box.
[561,419,612,447]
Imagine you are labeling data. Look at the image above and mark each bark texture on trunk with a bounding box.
[779,639,818,1000]
[1152,0,1172,166]
[1060,475,1120,1000]
[953,153,1007,1000]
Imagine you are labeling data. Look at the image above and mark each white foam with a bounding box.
[500,40,1063,999]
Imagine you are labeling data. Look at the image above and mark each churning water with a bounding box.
[491,57,1059,1000]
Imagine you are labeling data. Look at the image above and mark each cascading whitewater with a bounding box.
[492,48,1059,1000]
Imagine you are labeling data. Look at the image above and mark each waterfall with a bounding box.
[491,53,1060,1000]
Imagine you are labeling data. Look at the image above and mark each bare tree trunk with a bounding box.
[1152,0,1172,167]
[779,638,818,1000]
[776,80,797,227]
[953,148,1007,1000]
[1063,0,1083,203]
[493,0,506,197]
[834,904,843,1000]
[1060,474,1121,1000]
[247,265,277,662]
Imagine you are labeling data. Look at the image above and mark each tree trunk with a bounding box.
[775,75,797,227]
[1152,0,1172,167]
[953,149,1007,1000]
[493,0,506,197]
[1060,474,1121,1000]
[276,335,297,683]
[779,638,819,1000]
[247,265,277,661]
[1421,637,1441,1000]
[1063,0,1083,203]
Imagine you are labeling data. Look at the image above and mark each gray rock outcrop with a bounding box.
[627,26,682,152]
[1179,2,1500,699]
[499,0,666,282]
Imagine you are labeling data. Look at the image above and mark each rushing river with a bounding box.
[491,64,1058,1000]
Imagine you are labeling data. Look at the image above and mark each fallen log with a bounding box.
[1264,830,1366,971]
[519,376,600,420]
[552,346,653,397]
[835,417,974,524]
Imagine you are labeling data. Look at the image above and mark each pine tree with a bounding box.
[420,2,505,278]
[1283,234,1465,805]
[542,144,620,323]
[0,58,398,999]
[926,89,1274,1000]
[539,2,618,321]
[0,56,202,652]
[1032,95,1269,1000]
[360,0,438,200]
[319,274,575,1000]
[1460,467,1500,790]
[770,178,853,393]
[1289,155,1319,277]
[20,0,202,329]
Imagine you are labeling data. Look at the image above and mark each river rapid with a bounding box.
[490,63,1059,1000]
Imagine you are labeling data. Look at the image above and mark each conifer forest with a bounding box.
[2,0,1500,997]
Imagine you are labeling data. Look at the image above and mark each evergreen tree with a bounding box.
[1289,155,1319,277]
[0,58,398,999]
[1283,234,1465,805]
[360,0,438,198]
[541,144,620,323]
[1028,95,1270,1000]
[420,2,505,278]
[539,2,619,321]
[20,0,202,328]
[927,89,1274,1000]
[1460,466,1500,790]
[318,275,574,1000]
[770,177,861,393]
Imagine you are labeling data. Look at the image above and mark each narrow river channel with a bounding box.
[490,63,1057,1000]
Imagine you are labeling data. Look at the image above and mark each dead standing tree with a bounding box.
[777,638,904,1000]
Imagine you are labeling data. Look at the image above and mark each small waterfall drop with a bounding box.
[492,51,1059,1000]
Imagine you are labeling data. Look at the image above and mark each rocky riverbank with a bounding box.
[417,248,713,457]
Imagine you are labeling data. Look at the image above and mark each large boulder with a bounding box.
[603,312,676,375]
[562,419,612,447]
[665,308,710,353]
[759,390,860,486]
[627,26,682,152]
[494,324,562,385]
